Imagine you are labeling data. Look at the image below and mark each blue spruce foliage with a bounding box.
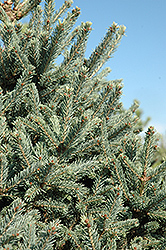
[0,0,165,249]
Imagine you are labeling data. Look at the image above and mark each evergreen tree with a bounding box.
[0,0,165,249]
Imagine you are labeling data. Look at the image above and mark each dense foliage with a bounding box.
[0,0,165,249]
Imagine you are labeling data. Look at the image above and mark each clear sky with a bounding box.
[52,0,166,135]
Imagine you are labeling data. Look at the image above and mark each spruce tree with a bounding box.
[0,0,165,249]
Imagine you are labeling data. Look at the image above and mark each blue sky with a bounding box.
[53,0,166,135]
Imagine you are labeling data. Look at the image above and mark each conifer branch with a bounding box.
[122,158,141,180]
[88,226,96,250]
[68,232,83,249]
[88,24,125,79]
[0,49,8,79]
[113,162,129,199]
[0,84,24,115]
[18,140,31,168]
[92,90,109,119]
